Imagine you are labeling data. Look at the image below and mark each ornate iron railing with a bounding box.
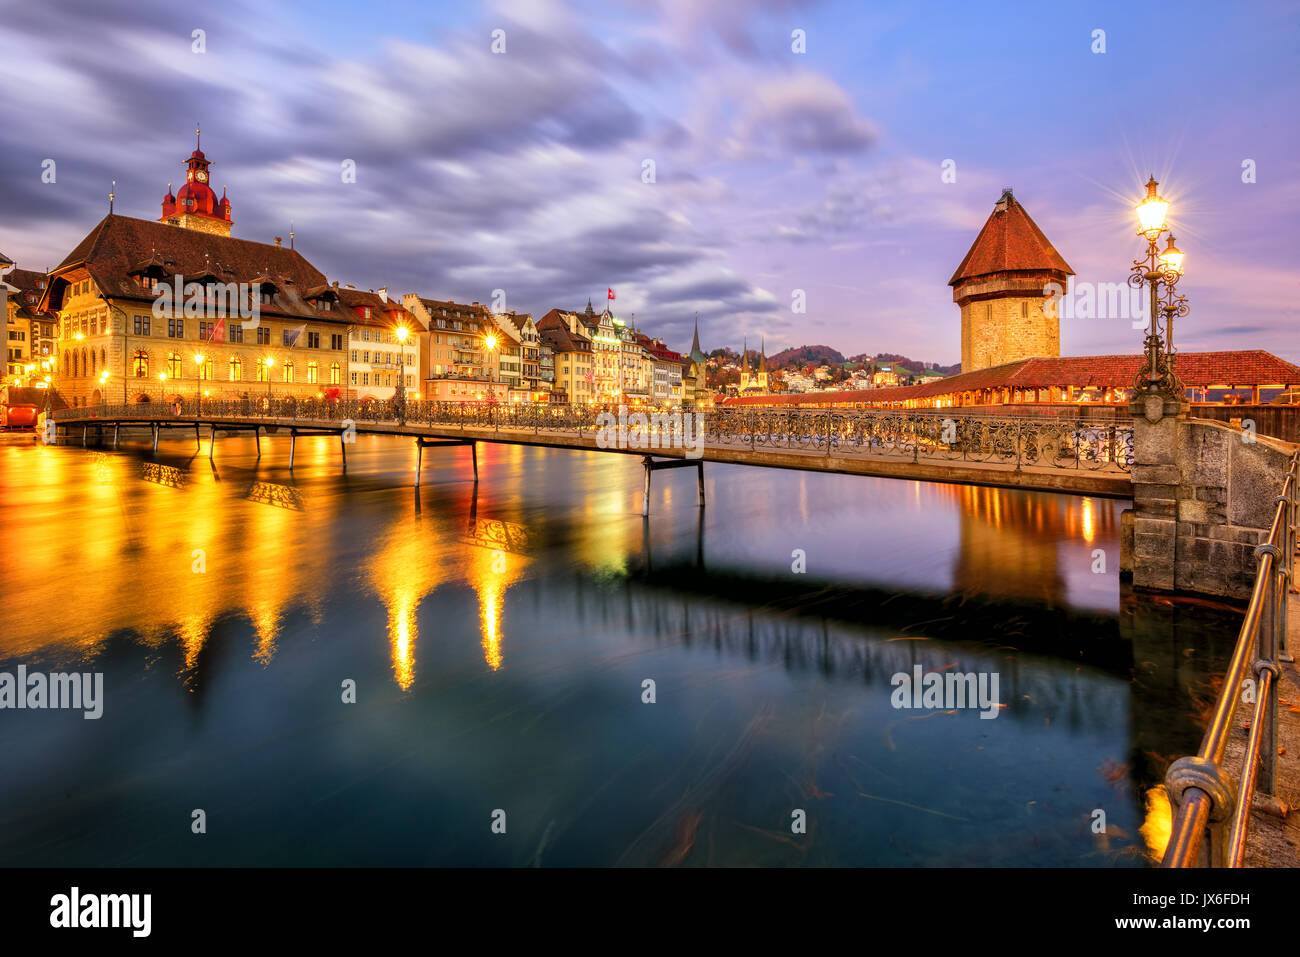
[53,401,1134,472]
[1162,450,1299,867]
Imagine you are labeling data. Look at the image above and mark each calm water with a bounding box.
[0,430,1242,866]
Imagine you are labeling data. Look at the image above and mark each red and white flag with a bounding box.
[607,288,615,301]
[208,317,226,343]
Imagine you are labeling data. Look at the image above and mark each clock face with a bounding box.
[196,170,207,183]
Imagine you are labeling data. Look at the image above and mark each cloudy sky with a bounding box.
[1,0,1296,364]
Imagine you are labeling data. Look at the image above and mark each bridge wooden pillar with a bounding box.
[113,422,119,449]
[641,455,705,517]
[290,429,297,470]
[152,422,159,454]
[254,426,261,458]
[209,424,217,462]
[413,437,478,487]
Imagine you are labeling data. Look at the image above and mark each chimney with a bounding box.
[274,236,282,247]
[377,286,388,303]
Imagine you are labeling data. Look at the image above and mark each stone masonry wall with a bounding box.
[1122,413,1295,598]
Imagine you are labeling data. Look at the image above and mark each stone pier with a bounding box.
[1121,396,1296,598]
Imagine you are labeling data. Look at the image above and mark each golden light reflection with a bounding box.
[1081,497,1095,543]
[1140,785,1172,862]
[365,509,452,691]
[466,544,526,672]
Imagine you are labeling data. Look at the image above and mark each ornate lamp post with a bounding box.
[394,325,408,424]
[158,372,167,404]
[1129,177,1189,412]
[194,353,205,413]
[98,370,109,410]
[263,356,275,402]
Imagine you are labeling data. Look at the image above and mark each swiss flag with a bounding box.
[607,288,615,301]
[210,317,226,342]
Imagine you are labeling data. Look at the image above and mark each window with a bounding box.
[198,358,212,380]
[362,351,369,363]
[330,362,340,385]
[168,318,184,338]
[307,331,320,349]
[229,324,244,344]
[167,352,182,378]
[351,350,359,362]
[229,356,242,381]
[362,329,370,342]
[330,334,343,350]
[133,315,150,336]
[350,372,358,385]
[362,373,369,386]
[282,361,294,383]
[199,321,214,339]
[1021,301,1029,317]
[257,361,269,382]
[307,361,318,384]
[256,327,271,345]
[132,351,149,377]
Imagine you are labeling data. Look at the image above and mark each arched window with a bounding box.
[307,360,318,384]
[90,350,97,375]
[198,357,212,380]
[63,353,70,375]
[282,360,294,383]
[80,348,87,377]
[257,360,269,382]
[229,356,242,381]
[167,352,182,379]
[330,361,340,385]
[133,350,149,378]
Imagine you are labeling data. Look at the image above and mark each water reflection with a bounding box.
[0,437,1242,866]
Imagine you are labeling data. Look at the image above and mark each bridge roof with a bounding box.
[721,350,1300,406]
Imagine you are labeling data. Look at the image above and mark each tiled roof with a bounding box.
[949,190,1073,285]
[46,214,335,323]
[336,287,425,330]
[539,323,591,354]
[7,268,57,320]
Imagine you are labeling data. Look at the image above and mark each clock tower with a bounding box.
[159,128,233,237]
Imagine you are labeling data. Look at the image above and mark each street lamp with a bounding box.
[194,353,206,412]
[158,371,167,404]
[98,370,109,410]
[483,332,498,402]
[1129,176,1189,406]
[263,356,275,401]
[394,324,409,424]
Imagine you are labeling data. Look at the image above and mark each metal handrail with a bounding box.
[1162,450,1299,867]
[49,401,1137,473]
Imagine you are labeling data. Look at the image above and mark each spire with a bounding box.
[690,312,701,354]
[196,125,201,152]
[759,337,767,372]
[741,336,749,372]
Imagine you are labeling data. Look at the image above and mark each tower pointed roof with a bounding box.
[758,337,767,372]
[741,336,749,372]
[689,312,706,362]
[948,188,1073,286]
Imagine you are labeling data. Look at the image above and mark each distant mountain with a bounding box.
[769,344,845,367]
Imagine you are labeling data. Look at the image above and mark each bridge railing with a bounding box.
[704,408,1132,472]
[53,401,1134,472]
[1162,450,1299,867]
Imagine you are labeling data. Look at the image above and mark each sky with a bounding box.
[1,0,1296,365]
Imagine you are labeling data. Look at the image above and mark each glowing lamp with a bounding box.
[1136,177,1169,235]
[1158,234,1184,275]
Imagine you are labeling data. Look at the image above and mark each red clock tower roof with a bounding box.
[159,128,232,227]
